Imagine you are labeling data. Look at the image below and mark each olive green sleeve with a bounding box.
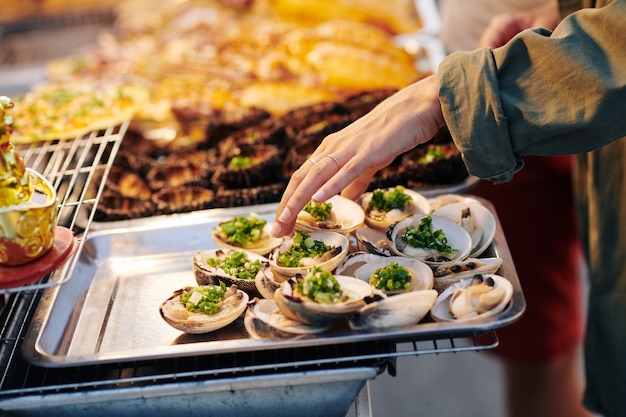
[438,0,626,183]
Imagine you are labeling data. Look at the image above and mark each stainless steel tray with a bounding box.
[23,201,525,368]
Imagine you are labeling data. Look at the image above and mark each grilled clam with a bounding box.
[160,284,249,334]
[213,182,286,208]
[211,144,283,189]
[336,253,433,295]
[428,193,481,212]
[430,274,513,322]
[268,230,349,278]
[386,214,472,267]
[212,213,282,256]
[359,186,430,232]
[335,252,383,277]
[431,257,503,291]
[146,159,209,190]
[105,166,152,200]
[274,269,372,326]
[348,289,437,331]
[94,191,154,221]
[152,185,214,215]
[354,226,393,257]
[244,298,329,339]
[433,202,496,258]
[295,194,364,234]
[193,248,271,299]
[255,261,288,300]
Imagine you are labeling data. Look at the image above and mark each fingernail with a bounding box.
[277,206,292,223]
[271,222,283,237]
[312,190,324,202]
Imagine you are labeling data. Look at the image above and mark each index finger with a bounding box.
[271,151,348,237]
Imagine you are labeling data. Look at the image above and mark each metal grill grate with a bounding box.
[0,320,497,398]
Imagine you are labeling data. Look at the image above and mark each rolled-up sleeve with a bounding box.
[438,0,626,183]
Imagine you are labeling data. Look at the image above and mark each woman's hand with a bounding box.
[479,0,560,48]
[271,74,445,237]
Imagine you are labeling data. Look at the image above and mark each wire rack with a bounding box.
[1,122,128,295]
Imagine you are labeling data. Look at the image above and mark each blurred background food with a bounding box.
[0,0,464,222]
[0,0,117,23]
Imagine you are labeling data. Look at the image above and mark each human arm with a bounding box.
[440,0,626,183]
[271,75,444,237]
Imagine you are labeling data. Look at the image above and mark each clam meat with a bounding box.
[359,186,431,232]
[430,274,514,322]
[431,257,503,291]
[295,194,365,234]
[449,275,506,319]
[212,212,282,256]
[274,267,372,326]
[460,207,482,252]
[349,289,437,331]
[160,283,249,334]
[387,214,472,267]
[433,202,496,258]
[244,299,329,339]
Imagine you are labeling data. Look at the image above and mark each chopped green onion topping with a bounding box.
[295,266,345,304]
[418,147,445,164]
[369,262,411,292]
[180,282,226,315]
[368,185,412,212]
[278,230,332,267]
[303,200,333,221]
[207,251,262,280]
[219,213,266,247]
[229,155,253,169]
[401,215,452,254]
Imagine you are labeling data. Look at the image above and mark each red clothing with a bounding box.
[474,155,584,363]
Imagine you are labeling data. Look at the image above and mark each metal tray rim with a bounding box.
[22,200,525,368]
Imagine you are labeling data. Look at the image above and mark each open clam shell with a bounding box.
[349,289,438,331]
[212,217,282,256]
[254,262,287,300]
[431,257,503,291]
[159,285,249,334]
[430,274,513,322]
[335,252,385,277]
[193,248,270,299]
[386,214,472,268]
[268,231,349,277]
[295,194,365,234]
[244,299,329,339]
[433,202,496,258]
[336,253,433,295]
[274,275,372,326]
[359,187,431,232]
[354,226,393,257]
[211,144,283,189]
[428,193,481,212]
